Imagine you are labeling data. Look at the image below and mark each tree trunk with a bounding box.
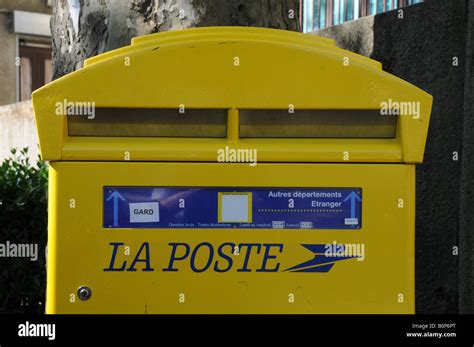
[51,0,301,79]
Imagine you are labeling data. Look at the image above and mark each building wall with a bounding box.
[303,0,424,32]
[0,0,52,161]
[0,0,52,106]
[0,12,18,106]
[0,101,39,161]
[0,0,52,14]
[315,0,472,313]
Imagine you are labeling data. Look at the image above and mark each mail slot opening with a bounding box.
[68,108,228,137]
[239,109,397,138]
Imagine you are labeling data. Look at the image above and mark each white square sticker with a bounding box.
[220,194,249,223]
[129,202,160,223]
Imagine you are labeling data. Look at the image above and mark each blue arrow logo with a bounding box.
[106,190,126,227]
[343,191,361,218]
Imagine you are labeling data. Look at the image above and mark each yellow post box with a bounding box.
[33,27,432,314]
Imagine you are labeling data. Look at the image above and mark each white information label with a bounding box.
[344,218,359,225]
[129,202,160,223]
[272,221,285,229]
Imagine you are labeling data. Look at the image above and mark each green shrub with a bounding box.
[0,148,48,313]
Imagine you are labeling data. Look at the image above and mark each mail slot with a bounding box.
[32,27,432,314]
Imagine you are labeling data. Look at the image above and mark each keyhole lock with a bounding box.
[77,286,92,301]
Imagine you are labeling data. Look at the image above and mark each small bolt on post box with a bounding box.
[33,27,432,314]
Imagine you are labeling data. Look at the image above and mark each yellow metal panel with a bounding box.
[47,162,414,314]
[59,137,402,162]
[398,94,433,163]
[32,27,432,163]
[227,109,239,141]
[46,166,59,314]
[84,27,340,67]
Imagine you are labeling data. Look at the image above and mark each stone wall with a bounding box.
[315,0,473,313]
